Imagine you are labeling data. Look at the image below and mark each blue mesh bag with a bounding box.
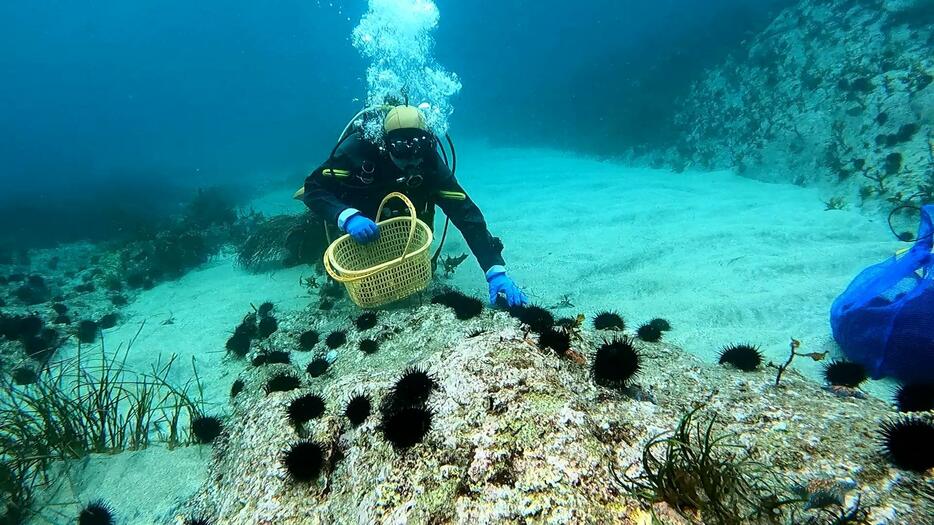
[830,204,934,384]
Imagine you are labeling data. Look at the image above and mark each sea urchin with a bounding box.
[251,350,291,367]
[288,393,326,426]
[231,379,244,398]
[306,358,330,378]
[538,328,571,356]
[636,322,662,342]
[514,305,555,334]
[298,329,319,350]
[325,330,347,349]
[190,415,223,444]
[226,332,251,358]
[345,393,372,427]
[257,301,274,317]
[431,290,484,320]
[895,383,934,413]
[78,499,115,525]
[76,320,99,344]
[718,344,763,372]
[385,366,437,411]
[257,316,278,339]
[355,311,378,331]
[282,440,325,482]
[879,417,934,472]
[823,359,869,388]
[265,373,302,394]
[359,338,380,355]
[380,405,434,450]
[592,337,641,389]
[592,311,625,331]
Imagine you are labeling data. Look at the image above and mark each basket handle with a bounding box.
[377,192,420,260]
[323,192,420,283]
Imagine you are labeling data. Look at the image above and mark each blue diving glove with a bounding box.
[343,213,379,244]
[486,266,528,307]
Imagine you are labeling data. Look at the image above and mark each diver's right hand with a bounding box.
[344,214,380,244]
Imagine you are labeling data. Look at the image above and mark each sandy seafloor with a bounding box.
[33,143,906,523]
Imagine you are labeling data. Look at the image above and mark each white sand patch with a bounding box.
[436,143,900,384]
[34,446,208,524]
[63,253,315,404]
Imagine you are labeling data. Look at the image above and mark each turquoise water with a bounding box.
[2,1,933,523]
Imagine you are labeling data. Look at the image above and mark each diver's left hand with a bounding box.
[486,268,528,307]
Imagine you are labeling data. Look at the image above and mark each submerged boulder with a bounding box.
[173,306,926,524]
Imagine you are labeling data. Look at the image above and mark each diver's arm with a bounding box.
[302,171,352,225]
[301,136,365,227]
[432,161,507,272]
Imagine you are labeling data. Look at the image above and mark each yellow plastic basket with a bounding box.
[324,192,434,308]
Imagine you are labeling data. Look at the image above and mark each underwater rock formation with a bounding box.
[668,0,933,215]
[173,305,931,524]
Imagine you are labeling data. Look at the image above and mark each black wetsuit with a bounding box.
[302,132,506,272]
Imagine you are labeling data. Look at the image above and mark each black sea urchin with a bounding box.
[380,405,434,450]
[514,305,555,334]
[19,314,44,338]
[257,301,274,317]
[452,296,484,320]
[355,311,378,331]
[385,367,437,411]
[288,393,326,426]
[593,311,625,331]
[592,337,641,389]
[823,359,869,388]
[226,332,250,358]
[266,373,302,394]
[191,415,223,444]
[325,330,347,349]
[538,328,571,355]
[895,383,934,413]
[649,318,671,331]
[78,499,115,525]
[282,440,325,482]
[12,367,38,385]
[23,328,60,361]
[879,417,934,472]
[231,379,244,398]
[184,517,213,525]
[234,314,258,340]
[76,320,99,344]
[718,344,763,372]
[298,329,319,350]
[257,316,278,339]
[432,290,484,320]
[307,358,330,378]
[636,322,662,342]
[98,313,119,329]
[431,290,457,306]
[359,338,379,354]
[111,294,129,306]
[251,350,291,367]
[345,393,372,427]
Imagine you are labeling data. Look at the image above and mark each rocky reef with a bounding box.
[172,302,932,524]
[666,0,933,218]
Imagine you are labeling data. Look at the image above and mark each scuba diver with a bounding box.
[297,104,528,307]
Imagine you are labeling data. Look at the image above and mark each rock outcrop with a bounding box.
[172,304,931,524]
[667,0,933,217]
